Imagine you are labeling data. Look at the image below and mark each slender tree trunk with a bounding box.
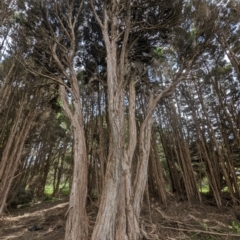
[0,60,16,114]
[134,114,155,222]
[191,101,222,207]
[98,114,107,196]
[150,130,167,205]
[0,97,36,215]
[60,85,89,240]
[40,146,53,196]
[115,80,139,240]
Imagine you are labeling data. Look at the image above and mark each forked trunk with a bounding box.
[115,80,140,240]
[115,115,155,240]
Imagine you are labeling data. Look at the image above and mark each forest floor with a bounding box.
[1,194,240,240]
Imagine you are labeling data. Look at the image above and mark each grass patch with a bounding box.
[44,185,54,195]
[231,221,240,234]
[199,184,209,193]
[198,177,209,193]
[44,183,70,197]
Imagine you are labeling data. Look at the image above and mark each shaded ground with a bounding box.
[0,199,67,240]
[1,195,240,240]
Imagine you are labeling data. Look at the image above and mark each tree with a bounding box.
[88,0,216,238]
[17,1,88,239]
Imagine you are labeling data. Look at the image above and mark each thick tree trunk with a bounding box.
[116,160,140,240]
[91,103,124,239]
[91,40,125,240]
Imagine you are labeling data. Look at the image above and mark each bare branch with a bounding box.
[14,56,72,93]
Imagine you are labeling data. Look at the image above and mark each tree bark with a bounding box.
[150,130,167,205]
[91,39,125,240]
[60,85,89,240]
[115,80,139,240]
[134,111,155,222]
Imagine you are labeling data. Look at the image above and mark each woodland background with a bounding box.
[0,0,240,239]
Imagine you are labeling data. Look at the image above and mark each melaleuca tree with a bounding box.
[86,1,188,239]
[17,1,89,239]
[86,0,222,239]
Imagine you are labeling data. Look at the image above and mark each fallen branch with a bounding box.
[160,225,240,237]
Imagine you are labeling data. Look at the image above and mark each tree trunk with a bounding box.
[116,93,157,240]
[60,85,89,240]
[91,38,125,240]
[151,129,167,204]
[0,60,16,114]
[134,114,155,222]
[89,1,189,238]
[65,116,88,240]
[115,80,139,240]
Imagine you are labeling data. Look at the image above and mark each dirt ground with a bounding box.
[0,198,67,240]
[1,195,240,240]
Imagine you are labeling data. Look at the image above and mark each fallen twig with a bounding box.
[160,225,240,237]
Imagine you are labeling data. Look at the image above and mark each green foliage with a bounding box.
[44,183,70,196]
[91,189,98,199]
[155,47,164,57]
[44,184,53,196]
[202,222,209,231]
[212,64,232,76]
[56,110,71,136]
[190,28,197,37]
[231,221,240,234]
[199,177,209,193]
